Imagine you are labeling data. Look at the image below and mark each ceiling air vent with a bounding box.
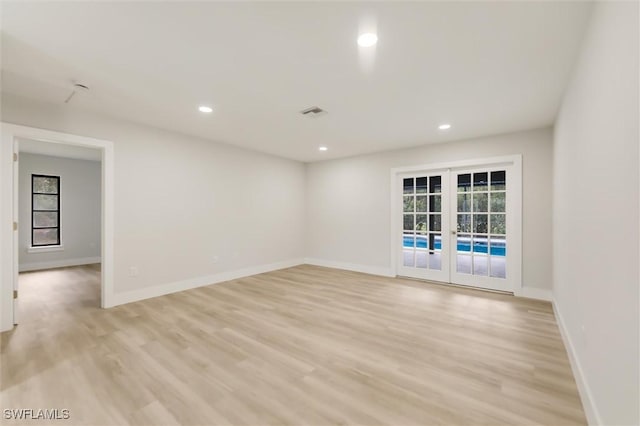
[300,106,327,118]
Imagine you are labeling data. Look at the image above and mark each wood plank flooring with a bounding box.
[1,264,586,425]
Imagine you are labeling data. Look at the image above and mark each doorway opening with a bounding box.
[17,139,102,323]
[1,123,115,331]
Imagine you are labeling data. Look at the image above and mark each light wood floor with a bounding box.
[1,264,586,425]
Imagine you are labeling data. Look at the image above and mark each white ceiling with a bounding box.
[19,138,102,161]
[1,2,592,162]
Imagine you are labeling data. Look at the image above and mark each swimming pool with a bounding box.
[403,235,506,256]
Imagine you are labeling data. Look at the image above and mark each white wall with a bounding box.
[18,153,101,271]
[1,93,306,306]
[553,2,639,425]
[306,127,553,292]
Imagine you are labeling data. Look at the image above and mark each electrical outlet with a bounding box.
[128,266,139,277]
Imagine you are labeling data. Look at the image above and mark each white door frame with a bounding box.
[390,155,523,295]
[0,123,115,332]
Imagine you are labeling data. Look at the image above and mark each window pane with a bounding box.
[415,251,427,269]
[473,193,488,212]
[403,196,414,213]
[416,234,428,249]
[457,194,471,212]
[34,194,58,211]
[403,215,414,231]
[457,255,471,274]
[490,236,507,256]
[473,172,488,191]
[429,244,442,270]
[429,195,441,213]
[416,177,428,194]
[457,174,471,192]
[415,214,427,232]
[403,178,414,194]
[490,171,506,191]
[473,214,488,233]
[415,196,427,212]
[429,176,442,193]
[432,233,442,251]
[473,236,489,254]
[403,233,416,248]
[429,214,441,232]
[33,228,58,245]
[403,250,414,267]
[457,234,472,253]
[490,256,506,278]
[33,211,58,228]
[490,192,506,212]
[33,176,58,194]
[473,255,488,276]
[490,214,506,234]
[457,214,471,232]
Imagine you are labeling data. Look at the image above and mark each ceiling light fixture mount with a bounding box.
[438,123,452,130]
[64,81,89,104]
[357,33,378,47]
[198,105,213,113]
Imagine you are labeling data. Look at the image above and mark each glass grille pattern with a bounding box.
[402,175,442,270]
[456,170,506,278]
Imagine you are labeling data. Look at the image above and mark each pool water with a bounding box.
[403,235,506,256]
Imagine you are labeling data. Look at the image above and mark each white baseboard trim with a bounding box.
[302,260,557,303]
[517,286,553,301]
[553,299,601,426]
[19,256,101,272]
[111,258,305,307]
[303,258,395,277]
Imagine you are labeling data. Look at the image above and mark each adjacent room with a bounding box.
[0,1,638,426]
[15,139,102,329]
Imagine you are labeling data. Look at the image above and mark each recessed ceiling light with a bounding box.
[438,123,452,130]
[319,146,328,152]
[357,33,378,47]
[198,105,213,113]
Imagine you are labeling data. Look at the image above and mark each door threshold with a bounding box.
[397,275,514,296]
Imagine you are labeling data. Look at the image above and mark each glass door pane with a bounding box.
[451,167,511,292]
[398,173,448,282]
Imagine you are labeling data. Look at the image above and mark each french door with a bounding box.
[397,172,450,283]
[396,159,520,293]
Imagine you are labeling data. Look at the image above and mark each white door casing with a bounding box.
[12,140,19,324]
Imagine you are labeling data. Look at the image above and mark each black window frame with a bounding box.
[31,174,61,247]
